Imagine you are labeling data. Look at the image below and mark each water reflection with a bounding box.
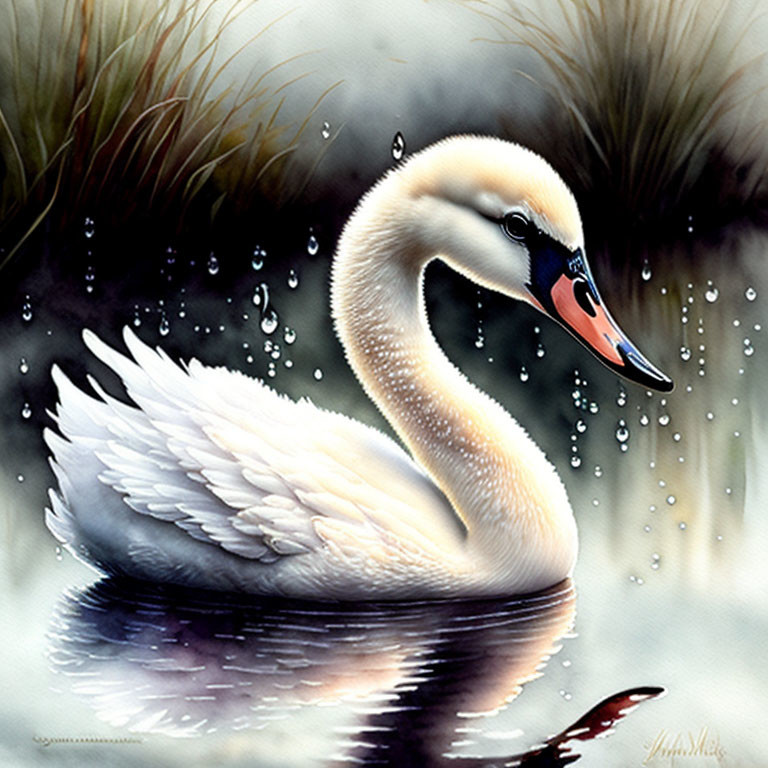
[47,578,662,765]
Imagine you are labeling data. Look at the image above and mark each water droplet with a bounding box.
[673,432,681,442]
[21,402,32,419]
[743,338,754,356]
[731,397,739,406]
[658,414,670,426]
[678,520,686,529]
[519,366,529,382]
[589,401,599,414]
[313,368,323,381]
[19,358,28,374]
[616,388,627,407]
[667,495,677,506]
[725,487,732,496]
[660,287,668,295]
[475,333,485,349]
[283,327,296,345]
[615,419,629,443]
[639,413,649,426]
[745,286,757,301]
[16,473,24,483]
[704,285,719,303]
[252,282,269,308]
[307,234,319,256]
[575,419,587,433]
[641,260,652,281]
[21,295,33,323]
[391,131,406,161]
[83,216,95,239]
[267,362,276,378]
[679,346,692,361]
[55,545,63,561]
[706,411,714,421]
[252,247,266,270]
[84,265,95,294]
[288,268,300,289]
[260,310,278,335]
[207,253,220,275]
[159,314,170,337]
[536,343,546,358]
[321,120,331,139]
[570,455,582,468]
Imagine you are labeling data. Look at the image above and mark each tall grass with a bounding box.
[472,0,768,243]
[0,0,330,268]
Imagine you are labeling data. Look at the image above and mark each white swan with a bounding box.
[45,136,672,600]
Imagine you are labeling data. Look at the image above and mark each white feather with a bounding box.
[46,137,589,599]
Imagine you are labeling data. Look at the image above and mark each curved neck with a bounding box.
[331,193,576,581]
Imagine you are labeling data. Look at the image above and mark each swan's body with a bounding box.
[46,136,671,599]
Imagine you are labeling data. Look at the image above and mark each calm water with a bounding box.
[2,224,767,767]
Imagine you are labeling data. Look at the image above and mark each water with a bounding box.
[36,576,669,766]
[2,244,767,767]
[2,133,768,768]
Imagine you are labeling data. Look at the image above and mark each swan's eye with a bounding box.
[502,213,530,241]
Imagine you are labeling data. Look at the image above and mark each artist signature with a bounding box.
[33,736,143,747]
[643,727,727,765]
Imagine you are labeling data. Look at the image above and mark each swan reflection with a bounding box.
[47,578,660,764]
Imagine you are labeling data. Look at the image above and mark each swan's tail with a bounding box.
[44,331,152,571]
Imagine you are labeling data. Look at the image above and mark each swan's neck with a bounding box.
[332,191,577,584]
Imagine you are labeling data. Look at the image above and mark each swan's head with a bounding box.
[390,136,673,392]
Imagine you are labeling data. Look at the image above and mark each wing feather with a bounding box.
[46,329,464,568]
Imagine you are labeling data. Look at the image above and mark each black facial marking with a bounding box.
[523,231,579,310]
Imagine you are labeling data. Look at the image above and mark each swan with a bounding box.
[45,135,672,600]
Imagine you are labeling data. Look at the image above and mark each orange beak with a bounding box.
[526,244,673,392]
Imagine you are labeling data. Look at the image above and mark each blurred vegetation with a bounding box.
[0,0,335,269]
[473,0,768,249]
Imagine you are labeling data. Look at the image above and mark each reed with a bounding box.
[0,0,326,268]
[472,0,768,243]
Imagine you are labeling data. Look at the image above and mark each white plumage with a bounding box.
[47,136,667,599]
[46,328,468,598]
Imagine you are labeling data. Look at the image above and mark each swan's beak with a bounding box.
[525,246,673,392]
